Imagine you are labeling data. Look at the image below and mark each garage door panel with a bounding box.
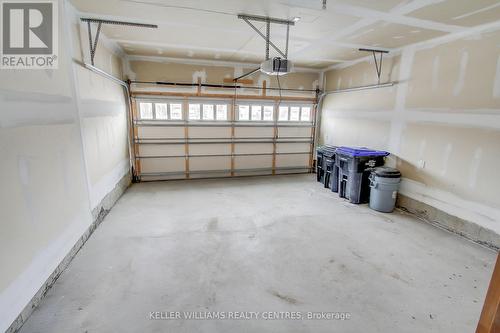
[234,143,273,154]
[235,127,273,138]
[234,155,272,169]
[278,127,312,138]
[276,153,310,168]
[276,143,310,154]
[139,144,185,157]
[134,97,314,180]
[190,156,231,171]
[141,175,185,181]
[141,157,185,174]
[138,126,185,139]
[189,127,231,138]
[189,172,231,179]
[190,143,231,155]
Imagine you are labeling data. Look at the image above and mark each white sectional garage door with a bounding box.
[132,96,316,181]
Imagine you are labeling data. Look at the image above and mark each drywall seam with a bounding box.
[325,19,500,72]
[494,55,500,99]
[452,2,500,20]
[441,143,452,176]
[453,50,468,96]
[293,0,463,58]
[392,0,446,15]
[388,46,415,154]
[431,55,440,92]
[330,3,463,32]
[399,111,500,129]
[123,56,136,80]
[319,108,500,129]
[399,178,500,233]
[407,107,500,114]
[405,19,500,51]
[468,147,482,189]
[66,3,94,215]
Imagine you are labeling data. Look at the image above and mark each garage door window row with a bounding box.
[138,101,312,122]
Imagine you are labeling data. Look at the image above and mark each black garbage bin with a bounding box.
[316,147,324,183]
[316,145,337,184]
[335,147,389,204]
[323,157,335,189]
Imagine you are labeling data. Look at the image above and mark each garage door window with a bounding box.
[251,105,262,121]
[189,104,201,120]
[216,104,228,120]
[203,104,215,120]
[278,106,288,121]
[276,104,313,122]
[155,103,168,120]
[169,103,183,120]
[289,106,300,121]
[301,107,311,121]
[139,102,153,120]
[238,105,250,120]
[263,105,273,121]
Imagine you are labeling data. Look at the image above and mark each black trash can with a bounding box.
[316,145,337,185]
[316,147,325,183]
[335,147,389,204]
[323,157,336,189]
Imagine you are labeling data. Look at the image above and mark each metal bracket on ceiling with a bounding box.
[359,48,390,84]
[238,14,294,60]
[80,18,158,66]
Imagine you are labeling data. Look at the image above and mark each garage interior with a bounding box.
[1,0,500,332]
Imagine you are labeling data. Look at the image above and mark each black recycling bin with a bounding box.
[323,157,336,190]
[335,147,389,204]
[316,145,337,184]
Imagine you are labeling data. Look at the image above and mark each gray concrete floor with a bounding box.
[20,174,495,333]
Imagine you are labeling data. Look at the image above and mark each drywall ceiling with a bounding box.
[407,0,500,27]
[71,0,500,70]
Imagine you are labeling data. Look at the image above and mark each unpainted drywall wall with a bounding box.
[0,1,130,331]
[72,11,130,209]
[320,27,500,233]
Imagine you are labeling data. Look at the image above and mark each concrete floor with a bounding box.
[20,175,495,333]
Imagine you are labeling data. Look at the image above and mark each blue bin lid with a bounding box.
[336,146,389,157]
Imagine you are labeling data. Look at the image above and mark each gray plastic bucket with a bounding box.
[369,167,401,213]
